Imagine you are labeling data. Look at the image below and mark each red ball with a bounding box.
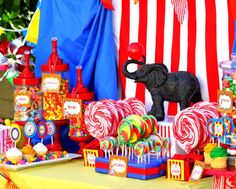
[127,42,144,60]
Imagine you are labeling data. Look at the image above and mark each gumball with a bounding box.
[127,42,144,60]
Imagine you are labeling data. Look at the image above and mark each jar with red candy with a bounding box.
[13,51,42,124]
[41,37,69,120]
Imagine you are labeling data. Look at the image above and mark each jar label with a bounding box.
[62,98,82,118]
[42,73,61,93]
[217,90,233,113]
[14,92,31,107]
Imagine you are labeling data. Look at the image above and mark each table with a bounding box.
[204,166,236,189]
[0,160,212,189]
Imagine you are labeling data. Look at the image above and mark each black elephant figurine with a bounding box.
[122,57,202,121]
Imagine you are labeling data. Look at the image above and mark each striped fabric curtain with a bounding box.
[112,0,235,116]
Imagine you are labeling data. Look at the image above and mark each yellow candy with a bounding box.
[4,119,11,126]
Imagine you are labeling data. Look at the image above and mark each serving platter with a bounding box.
[0,153,81,171]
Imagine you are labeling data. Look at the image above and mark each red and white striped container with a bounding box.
[158,116,185,157]
[0,125,14,154]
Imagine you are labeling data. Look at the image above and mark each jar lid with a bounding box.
[219,53,236,69]
[67,66,94,100]
[13,51,41,86]
[67,92,94,100]
[41,37,69,73]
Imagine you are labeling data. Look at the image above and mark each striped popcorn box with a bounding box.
[0,125,14,154]
[158,116,185,157]
[167,159,185,181]
[83,149,99,168]
[167,154,204,181]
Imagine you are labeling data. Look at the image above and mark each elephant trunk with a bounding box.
[122,58,145,80]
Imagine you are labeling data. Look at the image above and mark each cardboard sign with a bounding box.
[83,149,99,168]
[62,98,82,118]
[167,159,185,181]
[42,73,61,93]
[109,155,128,177]
[14,92,31,108]
[189,161,205,182]
[217,90,233,113]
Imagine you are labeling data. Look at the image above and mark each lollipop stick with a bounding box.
[28,138,30,146]
[51,136,54,145]
[116,147,119,156]
[218,138,220,147]
[15,142,16,148]
[41,138,43,144]
[128,147,131,160]
[122,146,124,156]
[125,145,127,157]
[105,149,107,159]
[108,150,110,159]
[138,157,140,164]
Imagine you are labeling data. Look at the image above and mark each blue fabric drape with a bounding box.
[35,0,118,100]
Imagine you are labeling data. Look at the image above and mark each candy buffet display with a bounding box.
[41,38,69,120]
[13,51,42,124]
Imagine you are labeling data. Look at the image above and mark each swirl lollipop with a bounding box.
[162,137,170,158]
[153,139,162,159]
[148,115,159,134]
[100,138,110,158]
[117,119,132,143]
[134,141,145,164]
[84,101,114,140]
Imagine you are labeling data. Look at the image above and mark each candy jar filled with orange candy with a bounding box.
[64,66,94,153]
[41,37,69,120]
[13,51,42,125]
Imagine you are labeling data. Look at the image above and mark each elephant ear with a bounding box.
[148,64,168,87]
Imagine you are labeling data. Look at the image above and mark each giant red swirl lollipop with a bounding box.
[117,100,133,117]
[173,109,201,153]
[101,99,119,136]
[187,107,209,149]
[125,97,147,116]
[193,101,219,119]
[84,101,114,140]
[114,101,125,120]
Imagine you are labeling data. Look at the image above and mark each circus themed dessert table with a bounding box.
[0,159,213,189]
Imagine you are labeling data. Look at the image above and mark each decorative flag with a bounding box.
[113,0,235,116]
[35,0,118,100]
[171,0,188,24]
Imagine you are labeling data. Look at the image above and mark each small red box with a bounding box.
[167,154,203,181]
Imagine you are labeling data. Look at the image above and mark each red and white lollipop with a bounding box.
[125,97,147,116]
[173,109,201,153]
[84,101,114,140]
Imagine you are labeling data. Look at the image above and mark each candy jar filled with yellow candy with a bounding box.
[41,37,69,120]
[13,51,42,125]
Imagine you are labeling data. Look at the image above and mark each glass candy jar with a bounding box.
[13,51,42,124]
[220,53,236,107]
[41,38,69,120]
[67,66,94,139]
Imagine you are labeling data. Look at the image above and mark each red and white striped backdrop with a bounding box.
[112,0,235,116]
